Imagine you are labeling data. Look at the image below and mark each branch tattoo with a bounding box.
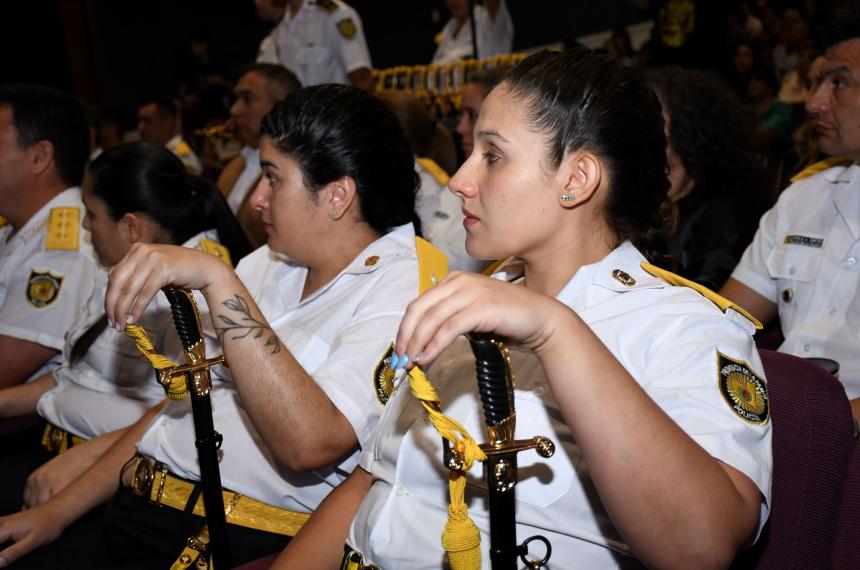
[216,294,282,354]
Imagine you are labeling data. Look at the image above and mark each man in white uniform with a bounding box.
[256,0,374,91]
[217,63,300,249]
[722,11,860,419]
[432,0,514,64]
[137,99,202,175]
[0,84,101,389]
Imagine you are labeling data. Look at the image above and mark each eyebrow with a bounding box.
[477,129,509,143]
[820,65,852,80]
[260,160,277,170]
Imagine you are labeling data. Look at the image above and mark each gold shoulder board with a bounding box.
[416,157,450,187]
[199,238,233,268]
[174,141,193,156]
[45,207,80,251]
[640,262,762,330]
[0,216,8,228]
[790,156,853,183]
[415,237,448,294]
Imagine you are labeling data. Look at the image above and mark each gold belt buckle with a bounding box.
[46,426,63,453]
[132,457,154,499]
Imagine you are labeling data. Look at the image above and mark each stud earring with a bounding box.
[560,193,574,202]
[329,209,340,219]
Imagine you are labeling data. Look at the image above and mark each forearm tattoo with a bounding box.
[215,294,282,354]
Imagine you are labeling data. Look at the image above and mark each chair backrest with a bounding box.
[732,349,854,569]
[833,439,860,570]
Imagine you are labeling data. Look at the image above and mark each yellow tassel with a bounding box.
[408,366,485,570]
[125,323,188,400]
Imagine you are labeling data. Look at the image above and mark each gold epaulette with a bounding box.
[640,262,762,330]
[0,216,7,228]
[199,238,232,268]
[415,237,448,294]
[790,157,853,183]
[313,0,337,13]
[173,140,193,157]
[416,157,450,187]
[45,207,80,251]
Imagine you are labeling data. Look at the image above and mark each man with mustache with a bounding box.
[722,9,860,421]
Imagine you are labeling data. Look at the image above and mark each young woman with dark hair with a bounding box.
[0,142,249,515]
[0,85,434,568]
[277,49,772,569]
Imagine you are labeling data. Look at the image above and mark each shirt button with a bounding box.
[788,267,796,275]
[829,308,837,316]
[803,345,811,352]
[848,257,858,266]
[533,384,546,397]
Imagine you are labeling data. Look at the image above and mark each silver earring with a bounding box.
[329,209,340,219]
[560,193,574,202]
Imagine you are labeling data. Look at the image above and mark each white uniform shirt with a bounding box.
[137,224,420,511]
[350,241,773,569]
[732,164,860,398]
[0,188,101,377]
[415,160,484,274]
[166,135,203,176]
[227,147,262,214]
[37,231,219,439]
[256,0,371,87]
[431,1,514,64]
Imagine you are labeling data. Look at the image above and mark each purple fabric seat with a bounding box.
[0,414,40,438]
[732,349,854,569]
[833,439,860,570]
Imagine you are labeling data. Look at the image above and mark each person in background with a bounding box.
[432,0,513,64]
[257,0,373,91]
[722,8,860,420]
[218,63,301,249]
[0,84,99,391]
[137,98,203,175]
[456,67,505,160]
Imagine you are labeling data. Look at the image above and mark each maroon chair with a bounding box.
[833,439,860,570]
[732,349,854,569]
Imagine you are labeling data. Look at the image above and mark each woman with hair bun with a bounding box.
[278,49,772,569]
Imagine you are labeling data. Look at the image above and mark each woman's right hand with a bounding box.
[0,503,67,567]
[104,243,236,330]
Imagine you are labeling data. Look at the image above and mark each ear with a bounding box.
[557,151,603,209]
[29,141,55,177]
[118,212,155,244]
[324,176,358,221]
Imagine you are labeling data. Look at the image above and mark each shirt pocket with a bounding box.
[765,245,823,320]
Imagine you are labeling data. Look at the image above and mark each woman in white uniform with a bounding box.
[0,142,250,515]
[277,49,773,569]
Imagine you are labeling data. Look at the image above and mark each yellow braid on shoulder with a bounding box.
[124,324,188,400]
[407,365,486,570]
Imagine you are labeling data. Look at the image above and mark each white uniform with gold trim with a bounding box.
[732,164,860,398]
[37,231,222,439]
[227,147,262,214]
[256,0,371,87]
[350,241,772,569]
[432,1,514,64]
[0,188,101,378]
[137,224,420,511]
[166,135,202,176]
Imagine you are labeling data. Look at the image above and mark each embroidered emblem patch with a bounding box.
[717,351,769,424]
[337,17,357,39]
[373,342,396,404]
[784,234,824,248]
[27,270,63,308]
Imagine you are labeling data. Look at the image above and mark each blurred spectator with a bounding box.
[455,67,505,160]
[432,0,513,64]
[772,8,809,78]
[604,25,636,65]
[647,0,729,69]
[137,98,203,175]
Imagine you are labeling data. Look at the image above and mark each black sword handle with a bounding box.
[469,336,514,428]
[162,287,232,569]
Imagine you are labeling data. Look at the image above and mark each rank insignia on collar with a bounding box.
[337,17,357,39]
[717,351,769,425]
[27,270,63,308]
[373,342,396,404]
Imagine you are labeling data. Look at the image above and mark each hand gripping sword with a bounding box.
[469,336,555,570]
[161,287,232,569]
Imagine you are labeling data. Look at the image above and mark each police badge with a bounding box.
[717,351,769,424]
[373,342,396,404]
[27,270,63,308]
[337,17,357,39]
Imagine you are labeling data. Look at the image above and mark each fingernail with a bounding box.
[399,354,410,369]
[0,557,9,567]
[413,353,423,364]
[126,314,135,324]
[108,319,114,330]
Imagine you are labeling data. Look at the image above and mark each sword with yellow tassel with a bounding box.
[126,287,231,569]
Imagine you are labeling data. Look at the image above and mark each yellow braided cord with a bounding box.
[124,323,188,400]
[407,366,485,570]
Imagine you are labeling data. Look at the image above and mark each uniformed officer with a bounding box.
[432,0,514,64]
[0,86,444,569]
[218,63,301,249]
[0,84,100,390]
[257,0,373,91]
[721,10,860,420]
[276,49,771,569]
[137,99,203,175]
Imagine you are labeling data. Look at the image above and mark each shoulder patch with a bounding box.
[337,17,357,39]
[416,157,450,187]
[640,262,762,330]
[717,351,769,425]
[790,156,853,183]
[27,270,63,307]
[314,0,338,13]
[45,207,80,251]
[374,342,396,404]
[199,238,233,268]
